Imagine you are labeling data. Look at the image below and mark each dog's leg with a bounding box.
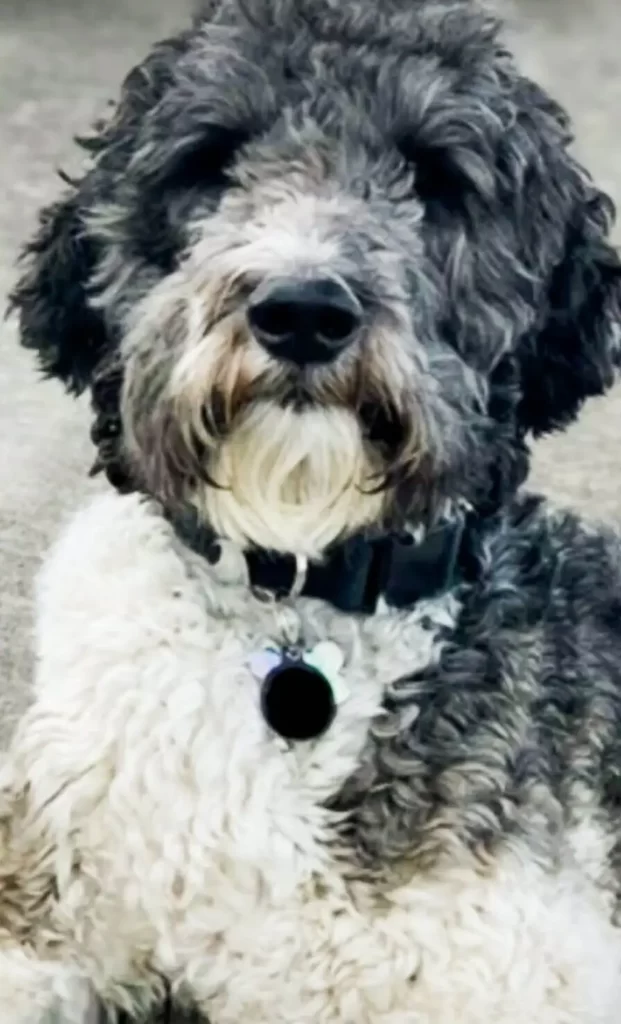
[0,758,95,1024]
[0,759,173,1024]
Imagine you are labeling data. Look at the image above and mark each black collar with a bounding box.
[171,509,474,615]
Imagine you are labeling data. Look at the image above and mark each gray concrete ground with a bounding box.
[1,0,620,745]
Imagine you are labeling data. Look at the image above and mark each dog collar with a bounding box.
[172,509,472,614]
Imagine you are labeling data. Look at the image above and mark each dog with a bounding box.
[4,0,621,1020]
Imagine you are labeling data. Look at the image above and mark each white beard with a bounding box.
[194,402,386,557]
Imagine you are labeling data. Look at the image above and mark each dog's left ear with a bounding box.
[516,140,621,436]
[9,187,109,395]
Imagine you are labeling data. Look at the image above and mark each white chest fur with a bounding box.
[12,493,621,1024]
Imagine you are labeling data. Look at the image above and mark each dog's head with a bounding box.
[11,0,621,557]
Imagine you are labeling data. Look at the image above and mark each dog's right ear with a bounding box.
[9,187,108,395]
[9,27,194,395]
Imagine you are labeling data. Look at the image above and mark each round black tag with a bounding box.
[260,658,337,742]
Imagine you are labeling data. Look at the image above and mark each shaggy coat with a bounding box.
[4,0,621,1021]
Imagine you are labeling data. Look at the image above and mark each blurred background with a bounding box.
[1,0,620,744]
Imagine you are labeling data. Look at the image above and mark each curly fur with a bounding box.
[4,0,621,1021]
[3,493,621,1023]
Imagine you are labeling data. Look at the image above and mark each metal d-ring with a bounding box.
[288,554,309,599]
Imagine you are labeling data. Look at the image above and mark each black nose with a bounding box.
[247,277,362,366]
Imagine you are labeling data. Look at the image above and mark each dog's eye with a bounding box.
[161,127,248,191]
[397,139,471,217]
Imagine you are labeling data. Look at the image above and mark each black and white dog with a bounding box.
[4,0,621,1021]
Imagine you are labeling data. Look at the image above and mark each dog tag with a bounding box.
[249,641,347,742]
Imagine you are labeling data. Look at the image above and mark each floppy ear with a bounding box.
[9,188,108,394]
[9,30,193,395]
[516,158,621,436]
